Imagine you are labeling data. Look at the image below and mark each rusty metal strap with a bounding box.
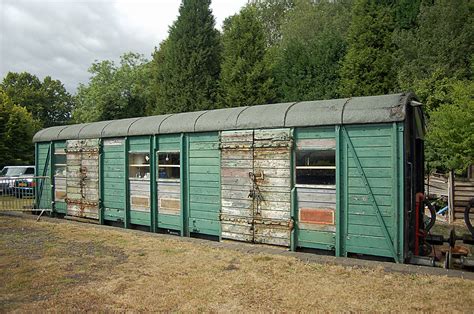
[342,127,398,262]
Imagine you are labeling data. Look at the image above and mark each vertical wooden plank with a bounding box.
[124,137,130,229]
[150,136,157,232]
[181,133,188,237]
[335,125,342,257]
[392,123,399,259]
[50,142,55,213]
[34,143,39,209]
[99,139,104,225]
[343,130,349,257]
[290,128,296,251]
[397,123,405,260]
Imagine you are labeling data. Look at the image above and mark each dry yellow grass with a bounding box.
[1,215,473,312]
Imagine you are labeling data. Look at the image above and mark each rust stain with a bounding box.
[299,208,335,225]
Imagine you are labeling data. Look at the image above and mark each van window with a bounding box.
[24,167,35,175]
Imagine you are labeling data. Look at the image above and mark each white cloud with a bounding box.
[0,0,247,92]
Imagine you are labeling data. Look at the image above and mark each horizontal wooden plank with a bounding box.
[348,177,392,188]
[347,204,393,217]
[348,214,394,227]
[348,224,394,238]
[294,127,335,140]
[347,156,391,168]
[297,229,335,246]
[190,142,219,150]
[189,210,219,220]
[345,234,391,251]
[189,186,220,196]
[189,150,219,158]
[189,157,220,166]
[189,202,221,212]
[348,194,392,206]
[296,138,335,150]
[188,133,219,143]
[348,167,392,178]
[189,165,219,175]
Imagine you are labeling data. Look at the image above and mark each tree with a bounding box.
[73,53,153,123]
[0,89,39,167]
[252,0,295,47]
[154,0,221,114]
[273,0,351,102]
[425,79,473,173]
[1,72,74,127]
[218,5,275,108]
[338,0,397,97]
[394,0,473,94]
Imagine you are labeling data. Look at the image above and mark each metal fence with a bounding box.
[0,176,51,212]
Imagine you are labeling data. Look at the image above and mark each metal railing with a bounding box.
[0,176,51,213]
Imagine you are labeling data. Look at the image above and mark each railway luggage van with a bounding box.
[33,93,426,263]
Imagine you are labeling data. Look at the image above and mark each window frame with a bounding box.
[157,151,181,181]
[295,148,336,188]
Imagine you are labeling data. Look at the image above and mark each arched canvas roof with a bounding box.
[33,93,418,142]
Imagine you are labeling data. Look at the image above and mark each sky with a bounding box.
[0,0,247,93]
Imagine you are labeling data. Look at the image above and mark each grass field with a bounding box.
[0,215,473,312]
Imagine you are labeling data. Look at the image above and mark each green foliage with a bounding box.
[273,0,351,101]
[339,0,397,97]
[393,0,421,30]
[1,72,73,127]
[425,79,473,172]
[252,0,295,47]
[218,5,275,107]
[0,89,39,167]
[73,52,153,123]
[153,0,221,114]
[394,0,473,91]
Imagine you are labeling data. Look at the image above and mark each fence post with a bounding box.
[448,171,455,223]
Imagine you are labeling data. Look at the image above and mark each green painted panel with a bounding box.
[189,218,220,236]
[189,157,219,166]
[298,229,335,245]
[104,208,125,221]
[102,151,123,159]
[189,180,220,188]
[37,143,51,209]
[188,173,220,182]
[189,165,219,174]
[189,150,219,158]
[348,224,395,238]
[189,209,219,220]
[295,127,335,139]
[158,135,181,144]
[103,145,124,152]
[343,125,392,137]
[103,140,125,211]
[130,210,151,226]
[189,142,219,150]
[190,194,220,204]
[55,201,67,213]
[188,134,218,142]
[346,234,388,250]
[187,132,221,238]
[298,240,335,251]
[348,214,394,227]
[346,245,392,258]
[129,136,150,152]
[158,143,180,152]
[158,214,180,229]
[189,202,221,212]
[189,186,220,196]
[341,124,401,261]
